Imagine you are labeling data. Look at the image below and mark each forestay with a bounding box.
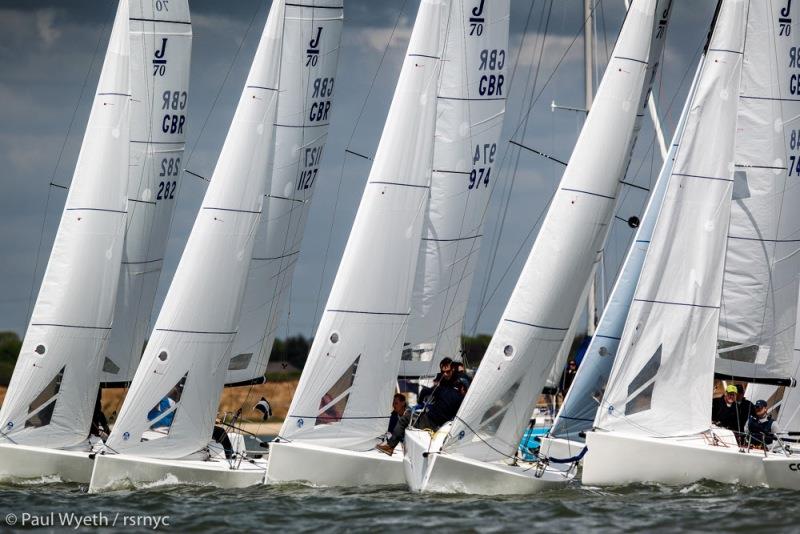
[0,1,131,447]
[549,57,702,442]
[102,0,192,385]
[106,3,283,459]
[715,0,800,385]
[595,0,747,437]
[401,0,509,378]
[279,0,448,451]
[227,0,344,386]
[443,0,672,463]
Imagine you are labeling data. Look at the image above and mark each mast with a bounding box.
[585,0,596,337]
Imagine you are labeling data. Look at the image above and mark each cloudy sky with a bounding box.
[0,0,718,342]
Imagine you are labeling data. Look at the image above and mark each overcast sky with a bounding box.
[0,0,718,341]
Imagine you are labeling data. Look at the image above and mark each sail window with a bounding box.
[102,357,120,375]
[476,380,521,435]
[717,340,760,364]
[228,353,252,371]
[624,345,662,415]
[503,345,514,357]
[34,344,46,355]
[143,374,186,440]
[24,366,65,428]
[316,355,360,426]
[330,332,340,344]
[158,351,168,362]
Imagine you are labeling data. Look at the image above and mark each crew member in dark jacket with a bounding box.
[712,384,742,432]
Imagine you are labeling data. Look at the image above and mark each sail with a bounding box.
[106,3,283,459]
[442,0,672,463]
[549,57,702,442]
[226,0,344,386]
[102,0,192,385]
[0,1,131,448]
[595,0,747,437]
[715,0,800,385]
[401,0,510,377]
[279,0,448,451]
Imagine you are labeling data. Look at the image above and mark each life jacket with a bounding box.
[748,415,775,446]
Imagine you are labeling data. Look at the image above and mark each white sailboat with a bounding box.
[402,0,672,495]
[0,0,132,483]
[88,0,307,492]
[541,55,702,461]
[102,0,193,387]
[583,0,800,487]
[266,0,451,487]
[226,1,343,388]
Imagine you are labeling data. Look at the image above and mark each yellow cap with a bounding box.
[725,384,738,394]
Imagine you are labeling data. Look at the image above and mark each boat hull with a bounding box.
[0,443,94,484]
[88,453,266,493]
[403,428,573,495]
[266,440,404,487]
[582,430,767,486]
[763,455,800,489]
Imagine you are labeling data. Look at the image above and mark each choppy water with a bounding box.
[0,477,797,533]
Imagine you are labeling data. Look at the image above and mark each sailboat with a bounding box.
[0,0,191,484]
[88,0,344,492]
[583,0,800,487]
[540,56,702,462]
[266,0,456,487]
[402,0,673,495]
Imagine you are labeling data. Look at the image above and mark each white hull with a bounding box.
[538,436,586,464]
[763,455,800,489]
[0,443,94,484]
[583,430,767,487]
[403,428,574,495]
[266,440,404,487]
[88,453,266,493]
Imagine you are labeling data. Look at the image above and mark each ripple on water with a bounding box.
[0,479,797,532]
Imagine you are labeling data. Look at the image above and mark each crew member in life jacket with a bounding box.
[746,399,780,448]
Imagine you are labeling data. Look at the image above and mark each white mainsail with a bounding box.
[226,0,344,386]
[279,0,448,451]
[401,0,509,377]
[549,56,703,442]
[102,0,192,385]
[443,0,672,463]
[594,0,747,437]
[715,0,800,385]
[106,2,283,459]
[0,0,131,448]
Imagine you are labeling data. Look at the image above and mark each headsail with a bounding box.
[549,56,703,442]
[226,0,344,386]
[279,0,448,451]
[595,0,747,437]
[0,0,131,447]
[102,0,192,385]
[443,0,672,462]
[401,0,510,377]
[715,0,800,386]
[106,2,283,459]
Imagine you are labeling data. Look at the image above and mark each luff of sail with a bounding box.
[402,0,510,377]
[715,0,800,386]
[595,0,748,437]
[102,0,192,385]
[549,56,703,443]
[105,3,283,459]
[226,0,344,386]
[443,0,672,463]
[279,0,449,451]
[0,0,131,448]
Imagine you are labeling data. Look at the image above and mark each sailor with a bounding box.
[419,358,456,405]
[559,359,579,397]
[90,388,110,441]
[711,384,742,433]
[746,399,780,448]
[388,392,409,434]
[376,376,470,456]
